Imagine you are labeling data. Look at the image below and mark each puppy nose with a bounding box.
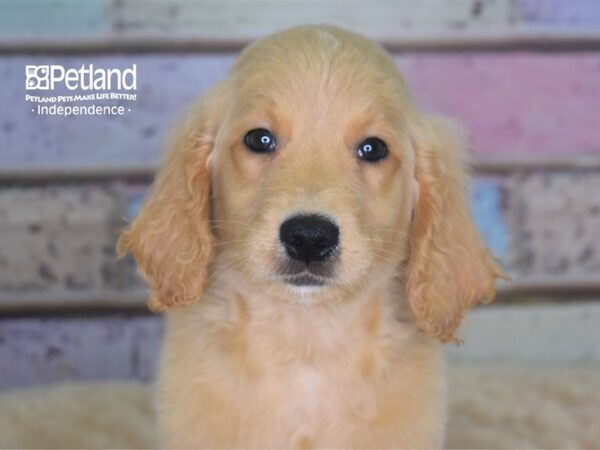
[279,215,339,264]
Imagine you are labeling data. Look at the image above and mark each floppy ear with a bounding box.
[407,115,508,342]
[117,85,227,311]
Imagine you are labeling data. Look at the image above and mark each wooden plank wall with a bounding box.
[3,53,600,169]
[1,0,599,387]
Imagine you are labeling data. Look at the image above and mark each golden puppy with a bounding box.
[118,25,505,448]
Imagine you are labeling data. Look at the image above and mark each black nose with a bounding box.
[279,215,339,264]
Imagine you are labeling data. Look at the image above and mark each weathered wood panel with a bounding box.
[0,54,235,169]
[0,0,512,39]
[0,0,109,36]
[506,171,600,277]
[471,178,509,263]
[0,183,138,300]
[0,315,163,389]
[520,0,600,28]
[1,302,599,390]
[399,52,600,158]
[2,52,600,170]
[3,170,600,309]
[3,0,600,52]
[0,177,509,308]
[112,0,513,39]
[447,301,600,363]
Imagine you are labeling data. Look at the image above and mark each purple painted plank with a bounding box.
[520,0,600,27]
[1,52,599,169]
[0,315,163,390]
[0,54,236,168]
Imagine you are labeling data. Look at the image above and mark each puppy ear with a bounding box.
[117,85,227,311]
[407,115,507,342]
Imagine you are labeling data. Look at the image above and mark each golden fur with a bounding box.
[118,25,506,448]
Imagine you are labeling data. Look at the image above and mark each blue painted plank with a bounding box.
[470,178,509,263]
[126,185,149,219]
[520,0,600,27]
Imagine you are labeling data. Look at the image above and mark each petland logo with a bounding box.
[25,63,138,116]
[26,64,137,91]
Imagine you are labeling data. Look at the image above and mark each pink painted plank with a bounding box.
[397,52,600,157]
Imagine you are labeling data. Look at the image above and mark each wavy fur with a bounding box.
[117,25,506,448]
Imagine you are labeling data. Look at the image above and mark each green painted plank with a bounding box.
[113,0,513,38]
[0,0,109,35]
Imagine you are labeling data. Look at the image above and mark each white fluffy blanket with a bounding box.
[0,364,598,449]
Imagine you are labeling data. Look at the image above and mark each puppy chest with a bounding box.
[254,364,375,443]
[285,366,325,413]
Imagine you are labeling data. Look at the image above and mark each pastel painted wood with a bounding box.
[520,0,600,28]
[112,0,512,39]
[470,178,509,263]
[0,183,137,298]
[2,52,599,170]
[2,303,600,390]
[0,0,109,36]
[398,52,600,157]
[3,0,600,49]
[0,316,162,389]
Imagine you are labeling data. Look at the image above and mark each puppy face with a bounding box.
[118,26,505,341]
[210,36,416,300]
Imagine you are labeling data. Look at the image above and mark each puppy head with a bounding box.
[118,25,505,340]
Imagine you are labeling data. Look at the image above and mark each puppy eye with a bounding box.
[357,137,388,162]
[244,128,276,153]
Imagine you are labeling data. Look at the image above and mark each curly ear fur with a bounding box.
[407,116,508,342]
[117,85,227,311]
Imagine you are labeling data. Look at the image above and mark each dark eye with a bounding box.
[244,128,276,153]
[357,137,388,162]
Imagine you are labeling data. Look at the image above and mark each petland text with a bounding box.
[25,64,137,91]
